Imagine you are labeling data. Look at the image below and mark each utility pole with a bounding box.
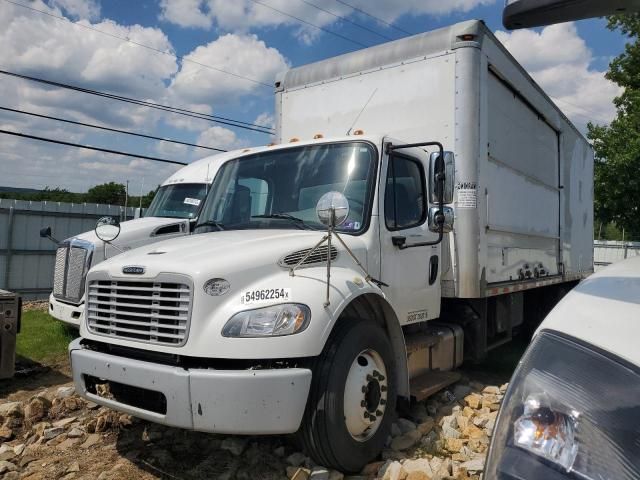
[139,178,144,210]
[124,180,129,220]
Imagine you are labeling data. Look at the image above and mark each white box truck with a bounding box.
[69,20,593,472]
[47,153,226,327]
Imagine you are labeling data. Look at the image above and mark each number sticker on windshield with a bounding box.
[241,288,291,305]
[184,197,201,206]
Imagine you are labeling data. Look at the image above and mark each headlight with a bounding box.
[222,303,311,338]
[486,330,640,480]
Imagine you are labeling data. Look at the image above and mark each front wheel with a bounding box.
[298,319,396,473]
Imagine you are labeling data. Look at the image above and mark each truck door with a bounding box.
[379,147,441,326]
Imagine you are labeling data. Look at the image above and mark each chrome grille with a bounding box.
[53,247,67,296]
[66,247,87,300]
[280,245,338,267]
[87,280,192,346]
[52,241,92,304]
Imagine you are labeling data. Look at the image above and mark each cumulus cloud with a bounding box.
[169,34,289,105]
[159,0,495,43]
[196,126,241,151]
[495,23,621,133]
[0,2,178,190]
[254,112,275,130]
[49,0,100,21]
[0,2,285,191]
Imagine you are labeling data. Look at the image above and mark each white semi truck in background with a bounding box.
[69,20,593,472]
[46,154,225,327]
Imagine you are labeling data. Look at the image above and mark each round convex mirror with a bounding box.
[95,216,121,242]
[316,191,350,227]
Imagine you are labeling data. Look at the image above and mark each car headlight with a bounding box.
[486,330,640,480]
[222,303,311,338]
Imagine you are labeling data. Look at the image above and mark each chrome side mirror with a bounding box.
[95,216,121,242]
[429,151,455,204]
[316,191,350,227]
[428,206,454,233]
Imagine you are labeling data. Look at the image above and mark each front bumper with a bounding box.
[69,338,312,434]
[49,294,83,328]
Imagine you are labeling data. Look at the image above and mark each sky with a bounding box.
[0,0,628,194]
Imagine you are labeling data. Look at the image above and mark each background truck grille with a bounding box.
[87,280,192,346]
[53,242,92,304]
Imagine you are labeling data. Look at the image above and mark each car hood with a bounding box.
[538,256,640,366]
[70,216,188,247]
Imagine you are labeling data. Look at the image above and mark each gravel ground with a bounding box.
[0,371,508,480]
[4,303,516,479]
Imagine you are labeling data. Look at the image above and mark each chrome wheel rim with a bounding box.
[343,349,388,442]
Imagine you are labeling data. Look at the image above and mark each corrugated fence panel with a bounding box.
[0,199,139,299]
[594,240,640,271]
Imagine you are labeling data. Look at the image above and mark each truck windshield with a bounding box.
[145,183,208,219]
[196,142,377,234]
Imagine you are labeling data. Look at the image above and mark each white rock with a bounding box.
[53,417,77,428]
[441,423,460,439]
[12,444,24,456]
[461,457,485,472]
[56,386,76,399]
[380,460,405,480]
[67,428,84,438]
[309,466,329,479]
[43,427,64,440]
[402,458,433,477]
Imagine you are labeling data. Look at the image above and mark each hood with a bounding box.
[538,256,640,366]
[93,229,367,280]
[69,216,188,248]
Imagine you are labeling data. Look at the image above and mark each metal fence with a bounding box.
[0,199,137,299]
[594,239,640,271]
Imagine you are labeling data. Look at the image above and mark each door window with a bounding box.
[384,155,426,230]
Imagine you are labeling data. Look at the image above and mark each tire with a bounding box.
[298,318,396,473]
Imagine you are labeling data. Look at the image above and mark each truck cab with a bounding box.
[70,134,451,472]
[48,154,224,327]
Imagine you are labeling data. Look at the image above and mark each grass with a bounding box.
[16,310,78,365]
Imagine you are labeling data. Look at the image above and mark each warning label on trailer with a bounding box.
[456,182,477,209]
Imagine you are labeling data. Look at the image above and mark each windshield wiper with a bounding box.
[251,213,316,230]
[196,220,225,231]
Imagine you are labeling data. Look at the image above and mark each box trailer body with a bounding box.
[48,153,226,327]
[275,19,593,300]
[69,20,594,473]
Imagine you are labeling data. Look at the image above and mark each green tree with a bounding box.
[85,182,126,205]
[588,14,640,240]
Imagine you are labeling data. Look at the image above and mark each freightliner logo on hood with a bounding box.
[122,266,145,275]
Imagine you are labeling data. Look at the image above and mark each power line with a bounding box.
[298,0,394,41]
[0,129,187,165]
[3,0,271,89]
[333,0,413,37]
[0,70,274,135]
[0,106,228,152]
[248,0,370,48]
